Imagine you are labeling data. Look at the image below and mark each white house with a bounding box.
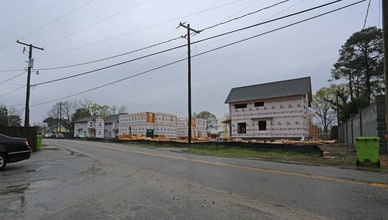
[74,116,105,138]
[225,77,312,139]
[104,114,120,139]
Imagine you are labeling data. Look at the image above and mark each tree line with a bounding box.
[0,106,22,127]
[312,26,383,133]
[43,99,128,132]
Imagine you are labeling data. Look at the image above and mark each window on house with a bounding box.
[235,104,247,109]
[89,122,93,127]
[254,102,264,107]
[258,121,266,130]
[237,123,246,134]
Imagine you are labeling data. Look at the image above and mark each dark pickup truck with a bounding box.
[0,134,32,170]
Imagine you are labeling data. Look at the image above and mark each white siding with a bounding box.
[176,118,207,138]
[74,122,88,138]
[230,95,310,139]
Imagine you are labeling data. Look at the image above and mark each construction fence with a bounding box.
[338,95,387,154]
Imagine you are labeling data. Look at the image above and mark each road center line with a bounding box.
[92,144,388,189]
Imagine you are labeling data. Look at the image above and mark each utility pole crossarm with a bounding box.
[16,40,44,51]
[179,22,201,34]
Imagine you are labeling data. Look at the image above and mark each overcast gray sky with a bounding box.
[0,0,382,124]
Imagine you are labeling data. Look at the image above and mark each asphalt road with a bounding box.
[1,139,388,219]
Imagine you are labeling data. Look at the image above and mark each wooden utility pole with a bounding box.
[179,22,200,144]
[59,101,62,132]
[16,40,43,127]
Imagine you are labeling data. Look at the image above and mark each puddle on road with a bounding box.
[0,179,60,218]
[1,179,59,195]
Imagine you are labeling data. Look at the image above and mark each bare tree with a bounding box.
[78,99,93,110]
[47,100,78,131]
[312,88,336,133]
[110,105,117,114]
[118,105,128,114]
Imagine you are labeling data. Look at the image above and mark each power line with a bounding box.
[195,0,350,45]
[45,0,150,47]
[0,85,25,98]
[363,0,372,29]
[35,0,343,72]
[266,0,307,20]
[192,0,366,59]
[0,69,24,73]
[21,0,365,109]
[32,0,349,87]
[196,0,224,15]
[35,0,248,61]
[24,0,97,39]
[0,71,26,85]
[35,0,226,71]
[31,42,187,87]
[35,36,183,71]
[0,0,96,52]
[28,58,187,108]
[200,0,290,32]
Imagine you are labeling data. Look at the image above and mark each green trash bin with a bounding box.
[146,129,154,138]
[355,137,380,167]
[37,135,43,151]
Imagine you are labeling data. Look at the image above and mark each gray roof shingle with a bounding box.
[225,77,312,104]
[74,116,98,123]
[106,114,120,123]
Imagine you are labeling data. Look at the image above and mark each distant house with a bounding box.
[51,124,69,133]
[74,116,105,138]
[225,77,312,139]
[104,114,120,139]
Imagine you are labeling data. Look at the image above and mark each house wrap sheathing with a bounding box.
[225,77,312,139]
[176,118,207,139]
[119,112,207,139]
[119,112,178,139]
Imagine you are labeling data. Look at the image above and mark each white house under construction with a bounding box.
[225,77,312,139]
[73,112,207,139]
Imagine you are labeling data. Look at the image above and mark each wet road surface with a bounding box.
[1,139,388,219]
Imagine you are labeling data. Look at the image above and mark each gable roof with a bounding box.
[74,115,101,123]
[225,77,312,104]
[106,114,120,123]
